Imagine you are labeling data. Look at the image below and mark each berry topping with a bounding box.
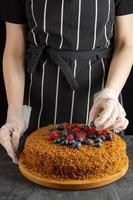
[47,123,113,148]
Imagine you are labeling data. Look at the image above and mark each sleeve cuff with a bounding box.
[0,16,27,24]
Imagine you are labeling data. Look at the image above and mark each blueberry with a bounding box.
[90,121,96,128]
[69,140,76,145]
[62,129,68,136]
[71,130,76,136]
[106,134,113,141]
[53,140,56,143]
[82,139,87,144]
[92,134,97,139]
[64,140,69,145]
[88,134,96,140]
[61,141,65,145]
[71,143,77,148]
[48,130,52,135]
[48,128,54,131]
[95,141,102,147]
[54,138,61,143]
[100,135,106,141]
[69,140,76,148]
[95,138,103,143]
[78,137,84,143]
[88,135,93,139]
[86,139,94,145]
[56,124,64,130]
[75,142,81,148]
[48,128,56,134]
[60,136,65,141]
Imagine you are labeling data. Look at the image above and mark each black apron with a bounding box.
[19,0,119,151]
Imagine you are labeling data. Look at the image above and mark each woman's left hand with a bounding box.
[0,105,31,164]
[89,88,129,132]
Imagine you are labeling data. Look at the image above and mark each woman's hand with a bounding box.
[1,23,29,163]
[89,15,133,131]
[0,105,31,164]
[89,88,129,132]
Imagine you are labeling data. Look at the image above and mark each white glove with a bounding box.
[0,105,31,164]
[89,88,129,132]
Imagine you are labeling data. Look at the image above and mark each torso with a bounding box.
[26,0,115,50]
[23,0,116,135]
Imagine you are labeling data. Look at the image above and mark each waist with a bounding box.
[48,47,112,60]
[29,44,113,59]
[26,44,113,90]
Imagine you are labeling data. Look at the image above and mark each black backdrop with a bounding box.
[0,23,132,134]
[123,69,133,134]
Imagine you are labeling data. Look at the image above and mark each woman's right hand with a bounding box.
[89,88,129,131]
[0,105,31,164]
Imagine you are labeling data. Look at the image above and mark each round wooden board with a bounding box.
[19,156,129,190]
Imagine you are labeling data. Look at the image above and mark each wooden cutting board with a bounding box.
[19,156,129,190]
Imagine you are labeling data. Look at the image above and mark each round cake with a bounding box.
[19,122,129,185]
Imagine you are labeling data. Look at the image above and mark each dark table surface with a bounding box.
[0,136,133,200]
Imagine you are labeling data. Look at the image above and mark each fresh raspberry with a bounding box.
[67,134,74,141]
[83,126,90,132]
[74,127,81,133]
[101,130,108,135]
[76,132,86,140]
[68,124,79,130]
[48,131,59,140]
[88,128,97,135]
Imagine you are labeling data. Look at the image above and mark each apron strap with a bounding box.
[47,48,79,90]
[26,45,45,74]
[26,45,113,90]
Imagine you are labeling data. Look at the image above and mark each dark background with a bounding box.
[123,69,133,134]
[0,22,132,134]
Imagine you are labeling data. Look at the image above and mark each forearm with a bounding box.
[105,44,133,97]
[3,23,27,106]
[3,54,25,106]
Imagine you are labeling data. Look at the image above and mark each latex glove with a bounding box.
[0,105,31,164]
[89,88,129,131]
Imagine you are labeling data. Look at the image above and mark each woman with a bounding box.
[0,0,133,164]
